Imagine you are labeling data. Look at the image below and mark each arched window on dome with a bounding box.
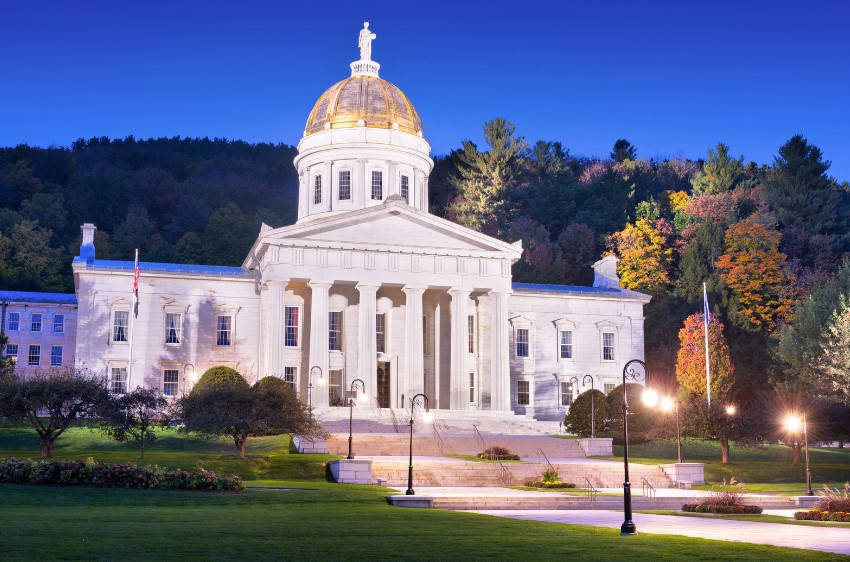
[314,175,322,205]
[401,175,409,204]
[371,171,383,200]
[338,170,351,200]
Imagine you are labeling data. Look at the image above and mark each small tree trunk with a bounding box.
[792,443,801,465]
[838,439,845,449]
[41,437,53,459]
[234,433,247,459]
[720,438,730,464]
[140,438,145,460]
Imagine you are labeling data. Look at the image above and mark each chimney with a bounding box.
[80,223,97,265]
[592,255,620,289]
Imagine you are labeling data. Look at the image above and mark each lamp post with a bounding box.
[347,378,367,460]
[406,393,431,495]
[784,413,813,496]
[583,375,596,439]
[621,358,648,536]
[660,396,682,463]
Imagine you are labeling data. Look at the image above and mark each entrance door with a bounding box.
[377,361,391,408]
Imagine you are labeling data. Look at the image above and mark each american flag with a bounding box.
[133,249,140,318]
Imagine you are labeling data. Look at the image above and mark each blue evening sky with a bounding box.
[1,0,848,181]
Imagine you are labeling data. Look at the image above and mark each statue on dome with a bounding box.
[358,22,376,61]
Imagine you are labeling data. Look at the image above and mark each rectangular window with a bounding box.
[401,175,409,203]
[50,345,63,367]
[328,311,342,351]
[469,372,476,403]
[28,344,40,366]
[53,314,65,333]
[560,381,573,406]
[329,369,343,406]
[468,315,475,354]
[376,313,385,353]
[5,343,18,361]
[113,311,129,342]
[604,383,616,395]
[339,170,351,200]
[559,330,573,359]
[31,313,42,332]
[285,306,299,347]
[602,332,615,361]
[8,312,19,331]
[165,313,182,345]
[163,369,179,397]
[283,366,297,392]
[517,380,530,406]
[110,367,127,394]
[313,175,322,205]
[516,328,529,357]
[371,170,383,200]
[216,315,232,346]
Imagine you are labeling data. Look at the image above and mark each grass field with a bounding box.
[1,426,849,560]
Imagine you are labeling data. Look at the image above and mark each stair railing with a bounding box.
[582,476,598,504]
[641,477,657,502]
[538,448,556,475]
[431,421,448,456]
[473,424,512,486]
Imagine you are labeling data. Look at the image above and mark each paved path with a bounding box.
[468,509,850,556]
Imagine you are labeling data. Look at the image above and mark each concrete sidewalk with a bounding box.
[467,509,850,556]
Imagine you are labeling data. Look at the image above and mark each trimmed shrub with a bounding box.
[682,503,762,514]
[794,510,850,522]
[817,482,850,513]
[524,480,576,489]
[0,457,245,492]
[681,478,761,514]
[192,366,248,393]
[477,446,520,461]
[605,383,657,444]
[564,389,608,437]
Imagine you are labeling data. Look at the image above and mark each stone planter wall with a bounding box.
[577,438,613,457]
[659,463,705,485]
[329,459,374,484]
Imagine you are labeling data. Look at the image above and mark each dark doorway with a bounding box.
[377,361,391,408]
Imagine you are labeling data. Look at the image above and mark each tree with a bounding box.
[556,223,598,285]
[5,220,66,292]
[677,222,725,303]
[819,301,850,399]
[605,383,657,444]
[611,139,636,163]
[0,333,15,380]
[690,143,745,195]
[113,203,157,258]
[609,217,673,293]
[99,387,170,458]
[675,313,734,402]
[681,398,741,464]
[0,371,109,458]
[203,203,260,266]
[564,389,608,437]
[715,217,793,330]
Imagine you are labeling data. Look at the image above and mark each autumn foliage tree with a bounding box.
[610,217,673,293]
[715,217,793,330]
[676,313,734,401]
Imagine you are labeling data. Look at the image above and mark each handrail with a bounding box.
[431,421,447,456]
[641,477,657,501]
[582,476,598,504]
[538,448,556,475]
[387,408,401,433]
[472,424,488,450]
[473,425,512,486]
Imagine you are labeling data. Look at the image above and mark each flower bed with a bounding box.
[523,480,576,489]
[0,457,245,492]
[477,447,520,461]
[794,510,850,522]
[681,503,762,514]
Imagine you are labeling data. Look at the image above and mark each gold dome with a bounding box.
[305,76,423,136]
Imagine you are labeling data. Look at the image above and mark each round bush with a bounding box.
[605,383,656,444]
[192,366,248,394]
[564,389,609,437]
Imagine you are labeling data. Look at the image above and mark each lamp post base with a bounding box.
[620,522,637,536]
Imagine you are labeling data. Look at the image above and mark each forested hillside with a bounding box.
[2,127,849,443]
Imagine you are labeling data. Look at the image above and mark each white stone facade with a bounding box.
[0,292,78,377]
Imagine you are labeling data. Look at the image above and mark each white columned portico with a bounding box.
[402,285,426,401]
[489,289,511,411]
[449,287,471,410]
[262,279,288,378]
[357,283,379,402]
[309,280,332,408]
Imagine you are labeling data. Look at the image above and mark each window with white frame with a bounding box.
[53,314,65,333]
[401,175,409,203]
[313,175,322,205]
[50,345,63,367]
[328,311,342,351]
[516,328,529,357]
[560,381,573,406]
[375,313,386,353]
[283,366,297,391]
[5,343,18,361]
[165,313,182,345]
[371,171,383,200]
[110,367,127,394]
[285,306,299,347]
[163,369,179,396]
[604,383,616,395]
[329,369,342,405]
[559,330,573,359]
[468,314,475,354]
[517,380,530,406]
[113,311,129,342]
[8,312,19,331]
[602,332,615,361]
[338,170,351,200]
[28,344,40,366]
[469,372,476,403]
[216,315,232,346]
[31,313,42,332]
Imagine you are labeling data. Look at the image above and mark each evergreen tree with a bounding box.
[690,143,745,195]
[610,139,636,163]
[677,222,725,302]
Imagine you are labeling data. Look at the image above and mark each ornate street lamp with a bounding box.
[784,413,813,496]
[308,366,325,411]
[621,358,648,536]
[406,393,432,495]
[583,374,596,439]
[346,378,367,460]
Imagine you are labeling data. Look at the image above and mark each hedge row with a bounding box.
[0,458,245,492]
[681,503,762,514]
[794,510,850,522]
[524,481,576,488]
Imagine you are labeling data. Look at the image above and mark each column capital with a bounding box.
[402,284,427,294]
[356,282,380,292]
[308,279,334,289]
[265,278,290,289]
[448,287,472,297]
[488,288,512,297]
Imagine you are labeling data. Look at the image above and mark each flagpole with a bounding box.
[704,282,711,407]
[127,249,139,391]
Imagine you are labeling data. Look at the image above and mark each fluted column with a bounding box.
[402,285,426,402]
[489,289,511,412]
[262,279,288,378]
[357,283,379,403]
[308,280,332,408]
[449,287,471,410]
